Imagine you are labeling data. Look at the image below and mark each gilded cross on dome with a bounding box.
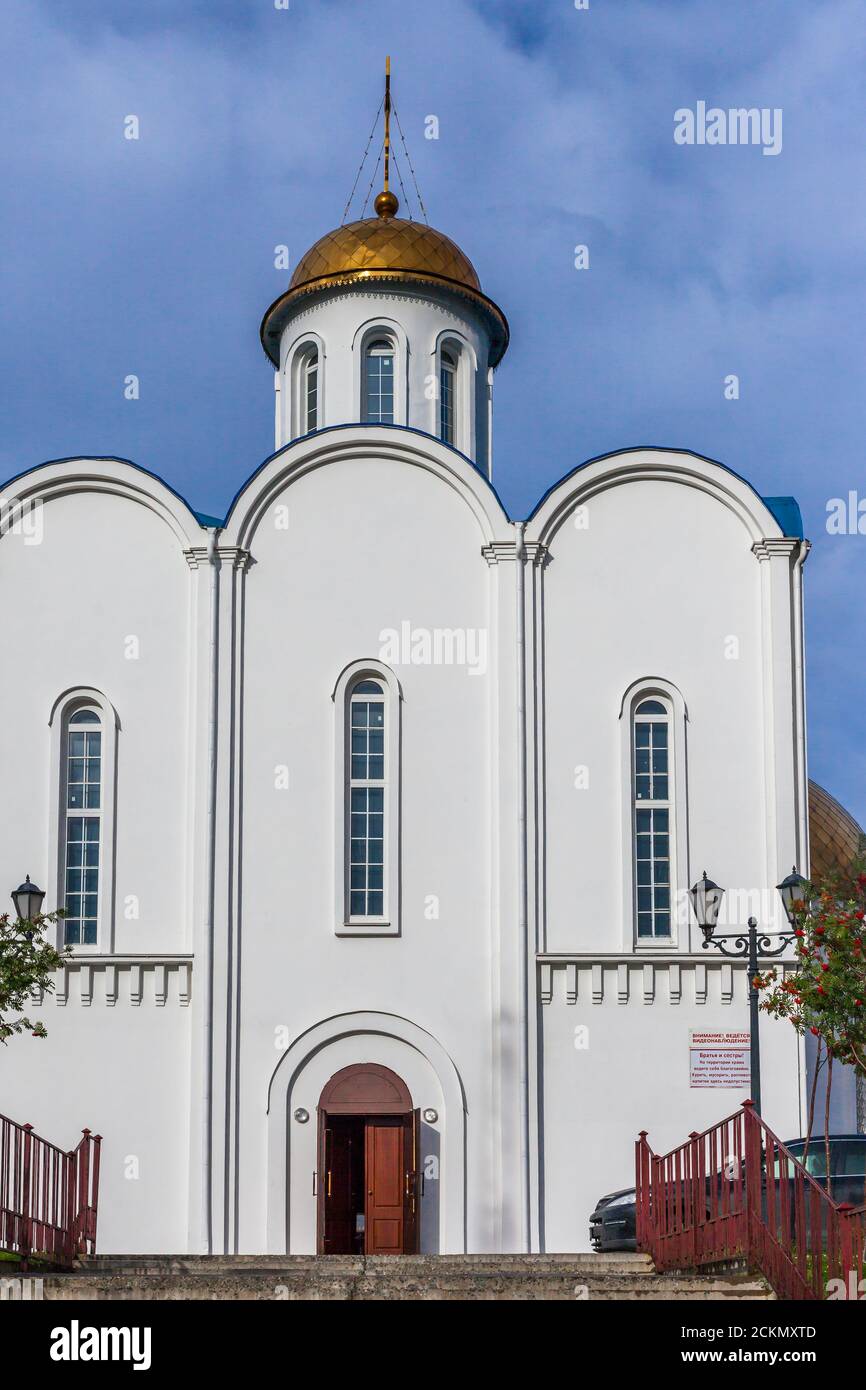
[259,57,509,369]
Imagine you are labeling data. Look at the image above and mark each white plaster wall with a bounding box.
[0,485,197,954]
[540,962,803,1252]
[0,441,808,1259]
[0,471,199,1252]
[230,444,505,1252]
[538,477,771,956]
[0,972,191,1252]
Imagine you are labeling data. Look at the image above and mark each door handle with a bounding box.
[313,1171,317,1196]
[327,1170,332,1198]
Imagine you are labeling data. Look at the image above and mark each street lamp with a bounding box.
[776,866,810,927]
[689,869,802,1114]
[11,874,45,924]
[688,870,725,943]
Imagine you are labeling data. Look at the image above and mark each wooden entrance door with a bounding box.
[317,1065,421,1256]
[320,1116,364,1255]
[363,1111,421,1255]
[365,1119,404,1254]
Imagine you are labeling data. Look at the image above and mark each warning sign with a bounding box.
[689,1031,751,1088]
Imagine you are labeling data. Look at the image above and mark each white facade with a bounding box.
[0,225,811,1255]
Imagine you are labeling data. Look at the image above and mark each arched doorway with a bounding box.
[317,1063,420,1256]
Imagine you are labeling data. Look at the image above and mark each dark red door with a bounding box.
[320,1116,363,1253]
[365,1119,404,1255]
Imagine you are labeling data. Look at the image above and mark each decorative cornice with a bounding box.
[32,954,193,1009]
[482,540,549,567]
[537,955,796,1007]
[261,268,509,368]
[184,545,251,573]
[752,537,804,562]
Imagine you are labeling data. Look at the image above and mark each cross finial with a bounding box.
[375,56,399,220]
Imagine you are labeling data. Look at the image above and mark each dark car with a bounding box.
[589,1135,866,1252]
[589,1186,637,1251]
[779,1134,866,1208]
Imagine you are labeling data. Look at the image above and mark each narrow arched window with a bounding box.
[633,698,671,939]
[348,679,386,919]
[439,348,457,445]
[333,664,401,936]
[303,350,318,433]
[364,339,395,424]
[63,707,102,945]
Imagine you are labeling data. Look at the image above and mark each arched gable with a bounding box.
[220,424,510,553]
[525,447,791,549]
[0,457,207,551]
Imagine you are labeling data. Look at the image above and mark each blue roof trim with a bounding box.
[762,496,803,540]
[525,444,803,539]
[0,454,212,532]
[1,435,804,539]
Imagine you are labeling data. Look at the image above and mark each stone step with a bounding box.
[39,1254,774,1301]
[42,1276,774,1302]
[76,1252,655,1277]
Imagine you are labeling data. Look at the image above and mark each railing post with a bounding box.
[688,1132,702,1265]
[20,1125,33,1269]
[836,1204,854,1298]
[742,1100,760,1269]
[89,1134,102,1254]
[65,1150,76,1265]
[635,1132,652,1252]
[76,1130,91,1256]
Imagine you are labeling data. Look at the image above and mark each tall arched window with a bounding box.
[364,339,395,424]
[63,707,103,945]
[303,349,318,433]
[633,698,672,939]
[439,348,457,445]
[333,662,401,935]
[348,679,386,919]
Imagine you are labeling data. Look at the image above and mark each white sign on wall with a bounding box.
[689,1030,751,1088]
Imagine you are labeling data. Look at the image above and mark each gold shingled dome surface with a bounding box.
[808,780,866,879]
[289,216,482,295]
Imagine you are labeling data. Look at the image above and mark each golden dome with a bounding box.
[260,197,508,367]
[288,215,482,297]
[808,779,866,878]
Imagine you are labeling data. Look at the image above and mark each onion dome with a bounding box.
[808,780,866,878]
[261,189,508,368]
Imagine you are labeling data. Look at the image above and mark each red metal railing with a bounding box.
[0,1113,101,1267]
[636,1101,866,1300]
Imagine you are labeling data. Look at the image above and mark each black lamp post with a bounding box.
[11,874,45,925]
[689,867,807,1114]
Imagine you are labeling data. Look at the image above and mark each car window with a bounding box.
[834,1143,866,1176]
[779,1145,827,1177]
[781,1140,866,1178]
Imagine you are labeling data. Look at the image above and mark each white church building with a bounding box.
[0,127,811,1257]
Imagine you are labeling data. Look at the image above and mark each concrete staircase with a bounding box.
[40,1253,775,1300]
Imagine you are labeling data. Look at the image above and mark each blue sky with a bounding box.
[2,0,865,826]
